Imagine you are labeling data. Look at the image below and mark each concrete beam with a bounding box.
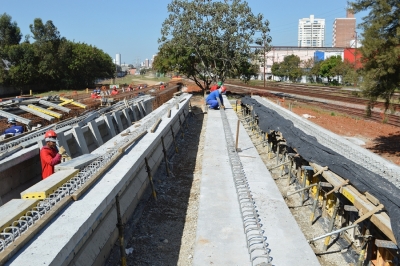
[88,120,103,146]
[72,126,90,155]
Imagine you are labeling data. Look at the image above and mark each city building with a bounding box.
[116,54,121,66]
[298,15,325,47]
[332,9,356,47]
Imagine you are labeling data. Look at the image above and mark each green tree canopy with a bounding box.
[0,16,114,91]
[154,0,271,91]
[350,0,400,109]
[319,55,342,83]
[271,54,302,82]
[0,13,22,49]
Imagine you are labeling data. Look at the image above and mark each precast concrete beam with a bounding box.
[88,120,103,146]
[122,108,132,125]
[112,111,124,133]
[8,95,192,266]
[55,154,99,172]
[72,126,90,155]
[104,114,116,138]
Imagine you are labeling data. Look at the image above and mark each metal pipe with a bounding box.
[310,223,358,244]
[285,183,318,198]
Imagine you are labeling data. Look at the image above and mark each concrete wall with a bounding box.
[0,97,154,206]
[8,94,191,265]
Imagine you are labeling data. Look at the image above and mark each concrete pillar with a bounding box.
[72,126,90,154]
[104,114,116,137]
[112,111,124,132]
[140,101,147,115]
[122,108,132,126]
[56,131,72,156]
[88,120,103,146]
[130,105,138,122]
[136,102,144,118]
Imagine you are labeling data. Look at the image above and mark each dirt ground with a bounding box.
[106,95,206,266]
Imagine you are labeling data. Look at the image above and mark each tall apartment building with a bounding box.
[298,15,325,47]
[332,9,356,47]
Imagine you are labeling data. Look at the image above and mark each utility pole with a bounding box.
[354,31,358,87]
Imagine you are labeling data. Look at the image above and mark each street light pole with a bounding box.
[264,48,266,88]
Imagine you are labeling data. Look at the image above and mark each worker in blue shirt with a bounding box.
[206,86,227,109]
[2,117,24,136]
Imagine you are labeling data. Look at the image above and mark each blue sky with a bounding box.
[1,0,367,65]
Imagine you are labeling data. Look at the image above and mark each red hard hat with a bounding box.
[221,86,227,93]
[44,130,57,139]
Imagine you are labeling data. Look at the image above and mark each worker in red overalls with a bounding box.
[111,86,119,95]
[40,130,65,179]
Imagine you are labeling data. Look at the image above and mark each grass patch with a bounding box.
[331,112,336,116]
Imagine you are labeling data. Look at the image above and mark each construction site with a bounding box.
[0,80,399,266]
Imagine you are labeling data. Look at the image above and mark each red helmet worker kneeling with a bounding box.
[40,130,66,179]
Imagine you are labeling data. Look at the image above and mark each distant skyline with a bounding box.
[1,0,367,64]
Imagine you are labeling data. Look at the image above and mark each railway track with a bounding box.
[226,83,400,127]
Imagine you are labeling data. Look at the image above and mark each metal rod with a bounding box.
[310,223,358,244]
[116,194,127,266]
[161,136,170,178]
[178,115,184,138]
[285,183,318,198]
[145,157,157,200]
[235,120,240,152]
[170,125,178,153]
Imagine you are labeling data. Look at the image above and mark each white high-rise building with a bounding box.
[298,15,325,47]
[116,53,121,66]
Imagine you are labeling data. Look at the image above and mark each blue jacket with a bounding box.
[206,90,223,105]
[3,125,24,136]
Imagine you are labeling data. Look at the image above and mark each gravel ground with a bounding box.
[106,96,206,266]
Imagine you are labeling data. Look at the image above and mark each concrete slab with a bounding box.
[223,97,320,265]
[55,154,100,172]
[193,102,249,266]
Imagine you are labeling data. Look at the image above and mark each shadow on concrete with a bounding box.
[106,104,205,266]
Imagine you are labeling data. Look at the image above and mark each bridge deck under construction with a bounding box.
[0,92,399,265]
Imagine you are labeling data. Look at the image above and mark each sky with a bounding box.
[1,0,368,65]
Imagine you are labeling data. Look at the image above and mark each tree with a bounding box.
[155,0,271,91]
[0,13,22,49]
[280,55,302,82]
[302,58,315,83]
[350,0,400,110]
[319,55,342,83]
[271,62,284,81]
[310,60,322,83]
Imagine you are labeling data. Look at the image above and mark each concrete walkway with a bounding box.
[224,98,320,265]
[193,97,320,265]
[193,102,250,265]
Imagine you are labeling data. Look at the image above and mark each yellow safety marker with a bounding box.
[59,97,87,109]
[21,169,78,199]
[0,199,39,233]
[58,99,74,106]
[27,104,63,119]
